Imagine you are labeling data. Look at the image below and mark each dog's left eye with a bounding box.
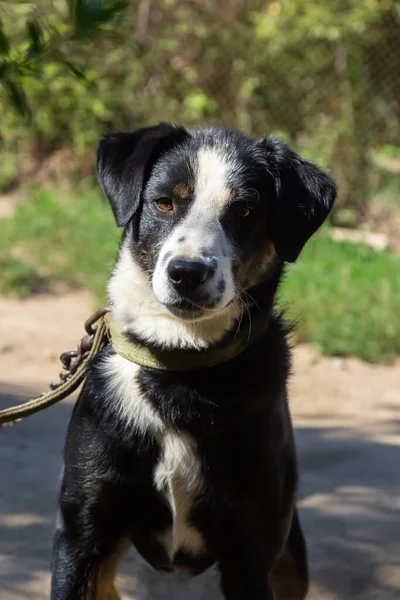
[156,198,174,212]
[235,204,252,218]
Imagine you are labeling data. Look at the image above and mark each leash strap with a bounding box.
[0,307,268,426]
[0,312,109,427]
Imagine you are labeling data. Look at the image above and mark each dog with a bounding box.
[50,123,336,600]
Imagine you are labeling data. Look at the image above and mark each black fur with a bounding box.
[97,123,188,227]
[258,136,336,262]
[51,123,336,600]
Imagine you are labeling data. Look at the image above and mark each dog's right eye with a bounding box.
[156,198,174,212]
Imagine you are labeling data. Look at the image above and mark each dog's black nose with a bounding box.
[167,258,213,293]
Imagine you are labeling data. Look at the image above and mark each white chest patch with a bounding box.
[104,353,205,560]
[104,353,164,434]
[154,428,205,560]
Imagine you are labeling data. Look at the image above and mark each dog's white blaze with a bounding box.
[104,353,163,434]
[109,241,238,349]
[192,146,240,218]
[151,145,241,322]
[154,428,205,558]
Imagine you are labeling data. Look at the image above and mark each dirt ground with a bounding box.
[0,290,399,599]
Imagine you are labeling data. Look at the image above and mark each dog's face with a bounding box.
[97,124,336,346]
[133,131,278,321]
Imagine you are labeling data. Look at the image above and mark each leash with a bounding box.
[107,315,257,371]
[0,306,269,427]
[0,308,110,427]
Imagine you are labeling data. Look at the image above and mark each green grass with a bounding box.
[0,186,119,301]
[280,236,400,362]
[0,258,43,297]
[0,187,399,362]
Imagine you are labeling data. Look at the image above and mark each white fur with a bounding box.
[151,218,236,315]
[192,146,241,218]
[154,428,205,559]
[104,353,164,435]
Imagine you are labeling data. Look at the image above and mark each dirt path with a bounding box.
[1,291,399,599]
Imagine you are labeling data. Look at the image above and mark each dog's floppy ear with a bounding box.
[97,123,188,227]
[257,136,337,262]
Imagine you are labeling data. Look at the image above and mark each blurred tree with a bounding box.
[1,0,399,219]
[1,0,129,118]
[0,0,129,186]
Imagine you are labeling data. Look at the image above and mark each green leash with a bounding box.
[0,310,109,427]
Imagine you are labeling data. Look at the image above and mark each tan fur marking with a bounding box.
[173,182,190,199]
[242,242,276,288]
[229,188,239,201]
[179,245,193,256]
[87,541,129,600]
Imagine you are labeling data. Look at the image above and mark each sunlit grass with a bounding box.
[279,234,400,362]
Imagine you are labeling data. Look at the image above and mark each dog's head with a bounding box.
[97,124,336,348]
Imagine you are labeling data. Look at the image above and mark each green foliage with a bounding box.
[0,0,129,119]
[1,2,399,363]
[280,232,400,363]
[1,0,399,211]
[0,188,399,362]
[0,186,119,300]
[0,258,42,297]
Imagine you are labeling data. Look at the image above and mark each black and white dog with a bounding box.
[51,124,336,600]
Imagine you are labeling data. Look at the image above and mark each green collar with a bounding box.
[106,313,266,371]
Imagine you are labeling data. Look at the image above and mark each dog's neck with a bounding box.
[108,240,280,351]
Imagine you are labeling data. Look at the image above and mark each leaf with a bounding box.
[3,78,31,119]
[0,62,8,79]
[60,59,86,80]
[26,19,44,55]
[72,0,129,38]
[0,20,10,56]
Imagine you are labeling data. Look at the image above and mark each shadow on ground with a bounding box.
[297,424,400,599]
[0,384,72,599]
[1,383,400,599]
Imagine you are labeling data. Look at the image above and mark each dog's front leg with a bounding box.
[219,539,275,600]
[210,502,289,600]
[51,514,93,600]
[51,508,124,600]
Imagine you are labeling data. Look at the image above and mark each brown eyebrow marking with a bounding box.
[173,183,190,199]
[229,188,239,201]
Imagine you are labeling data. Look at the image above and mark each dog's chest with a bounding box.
[154,427,205,559]
[105,353,205,560]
